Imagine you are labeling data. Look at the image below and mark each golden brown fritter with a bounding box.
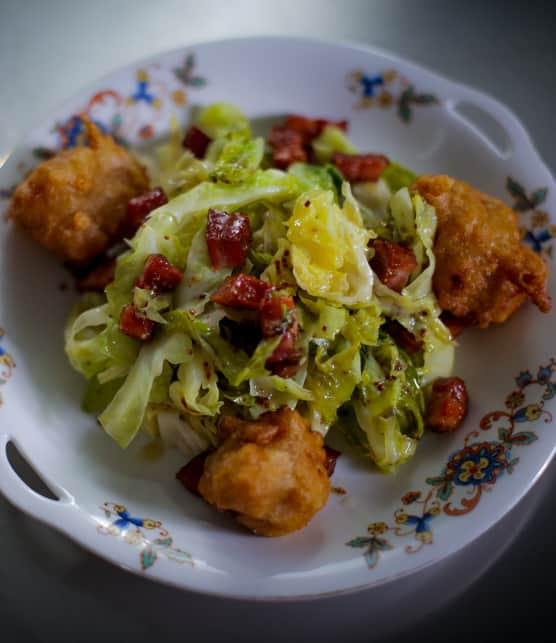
[8,116,149,264]
[198,408,330,537]
[415,175,551,327]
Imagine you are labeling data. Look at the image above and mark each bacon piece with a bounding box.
[383,319,423,354]
[426,377,469,433]
[266,332,303,372]
[211,274,273,309]
[440,312,468,339]
[260,294,301,375]
[124,187,168,236]
[259,294,297,337]
[285,115,348,143]
[324,446,341,477]
[370,239,417,292]
[182,125,212,158]
[268,125,307,169]
[135,254,183,292]
[271,360,302,378]
[176,451,210,497]
[331,152,389,182]
[76,257,116,292]
[119,304,155,340]
[206,209,251,269]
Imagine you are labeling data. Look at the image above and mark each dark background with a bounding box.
[1,1,555,641]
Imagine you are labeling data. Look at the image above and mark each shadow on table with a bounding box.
[2,454,552,643]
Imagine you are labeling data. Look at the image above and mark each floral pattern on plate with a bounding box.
[346,68,438,122]
[31,52,207,159]
[0,327,15,408]
[507,177,555,257]
[97,502,193,571]
[347,359,556,568]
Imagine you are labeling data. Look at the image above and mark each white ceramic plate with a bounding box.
[0,37,555,600]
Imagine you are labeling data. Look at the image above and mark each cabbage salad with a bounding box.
[65,103,454,472]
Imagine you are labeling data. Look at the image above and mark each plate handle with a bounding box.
[0,434,75,521]
[444,82,540,162]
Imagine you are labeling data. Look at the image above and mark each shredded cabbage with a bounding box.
[287,185,374,306]
[349,336,425,472]
[311,126,357,163]
[64,102,456,475]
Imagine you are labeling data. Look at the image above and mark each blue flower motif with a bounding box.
[537,365,553,383]
[59,115,85,148]
[360,73,384,98]
[396,510,437,538]
[513,404,543,423]
[523,229,553,253]
[516,371,533,388]
[445,442,507,487]
[109,505,161,531]
[131,80,156,104]
[58,115,107,149]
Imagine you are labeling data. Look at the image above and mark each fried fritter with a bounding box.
[198,408,330,537]
[8,117,149,264]
[415,175,551,327]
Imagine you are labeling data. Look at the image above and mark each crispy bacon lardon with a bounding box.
[415,175,551,327]
[369,238,417,292]
[198,408,330,537]
[426,377,469,433]
[8,116,148,264]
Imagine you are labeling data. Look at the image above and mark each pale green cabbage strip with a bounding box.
[64,102,454,472]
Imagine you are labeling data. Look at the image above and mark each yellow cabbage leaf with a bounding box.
[287,186,373,306]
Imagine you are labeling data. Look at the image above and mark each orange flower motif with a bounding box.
[367,521,389,535]
[401,491,421,505]
[378,90,393,108]
[457,457,491,483]
[172,89,187,106]
[505,390,525,409]
[382,69,397,84]
[531,210,549,227]
[525,404,542,421]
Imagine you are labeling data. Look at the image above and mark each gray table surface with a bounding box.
[1,1,555,641]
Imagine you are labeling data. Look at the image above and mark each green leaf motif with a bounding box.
[498,427,510,442]
[426,476,446,487]
[373,537,393,551]
[506,457,520,474]
[141,546,157,570]
[510,431,538,445]
[165,548,193,564]
[543,383,556,401]
[173,69,186,84]
[438,480,453,501]
[414,94,438,105]
[153,537,173,548]
[506,176,527,200]
[185,53,195,71]
[346,537,373,549]
[364,548,379,569]
[397,91,412,123]
[189,76,207,87]
[531,188,548,207]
